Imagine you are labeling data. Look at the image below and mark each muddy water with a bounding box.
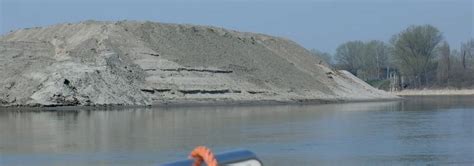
[1,96,473,165]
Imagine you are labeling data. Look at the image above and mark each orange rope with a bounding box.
[189,146,218,166]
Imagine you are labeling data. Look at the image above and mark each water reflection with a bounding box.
[0,96,473,165]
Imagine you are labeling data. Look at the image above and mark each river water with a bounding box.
[1,96,473,165]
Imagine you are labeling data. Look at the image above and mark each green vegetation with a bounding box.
[313,25,474,90]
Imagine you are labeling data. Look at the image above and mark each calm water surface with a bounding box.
[1,96,473,165]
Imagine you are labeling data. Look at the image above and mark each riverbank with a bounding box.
[392,89,474,96]
[0,96,402,111]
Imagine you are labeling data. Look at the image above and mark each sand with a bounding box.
[0,20,398,107]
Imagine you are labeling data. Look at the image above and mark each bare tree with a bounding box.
[334,41,365,75]
[365,40,390,80]
[437,41,450,86]
[310,49,333,66]
[461,39,474,70]
[390,25,443,88]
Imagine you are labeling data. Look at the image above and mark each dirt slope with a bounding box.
[0,20,397,106]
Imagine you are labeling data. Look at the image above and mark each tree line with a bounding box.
[312,25,474,89]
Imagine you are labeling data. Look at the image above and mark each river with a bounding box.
[1,96,473,165]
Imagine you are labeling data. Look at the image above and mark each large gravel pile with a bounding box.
[0,20,397,107]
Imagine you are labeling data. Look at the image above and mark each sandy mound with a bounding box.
[0,20,397,106]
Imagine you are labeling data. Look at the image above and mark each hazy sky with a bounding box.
[1,0,472,53]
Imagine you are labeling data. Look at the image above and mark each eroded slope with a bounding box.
[0,21,397,106]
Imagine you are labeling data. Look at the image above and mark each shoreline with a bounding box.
[392,89,474,96]
[0,98,401,111]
